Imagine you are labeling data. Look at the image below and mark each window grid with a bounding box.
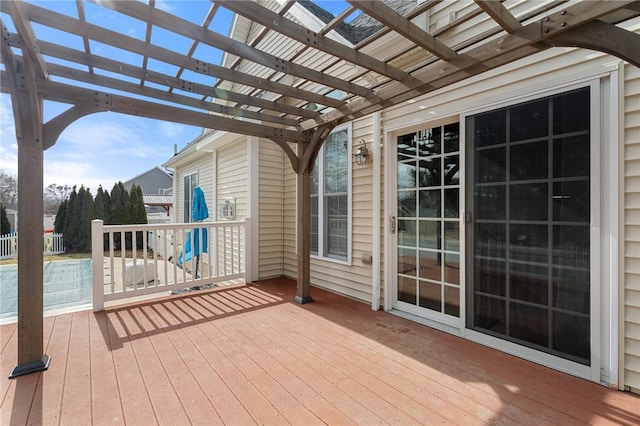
[310,128,350,261]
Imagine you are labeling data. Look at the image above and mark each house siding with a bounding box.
[211,140,248,277]
[258,140,285,279]
[216,141,247,220]
[624,63,640,392]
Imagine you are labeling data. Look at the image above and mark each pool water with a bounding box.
[0,259,93,320]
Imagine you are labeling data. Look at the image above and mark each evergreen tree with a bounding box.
[130,185,147,224]
[94,186,111,250]
[129,185,141,249]
[75,186,94,252]
[109,182,132,249]
[137,185,147,224]
[94,186,106,220]
[108,182,121,225]
[129,185,148,249]
[119,182,131,225]
[102,190,111,224]
[54,200,67,234]
[0,204,10,235]
[63,186,78,252]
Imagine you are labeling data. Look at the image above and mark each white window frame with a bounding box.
[183,171,198,223]
[310,123,352,264]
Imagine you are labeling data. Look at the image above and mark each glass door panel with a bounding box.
[467,87,591,364]
[396,123,461,318]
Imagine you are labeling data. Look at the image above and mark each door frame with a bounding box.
[382,73,619,383]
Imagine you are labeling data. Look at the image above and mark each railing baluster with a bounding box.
[109,232,115,295]
[93,220,247,307]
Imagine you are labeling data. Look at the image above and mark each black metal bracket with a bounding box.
[9,354,51,378]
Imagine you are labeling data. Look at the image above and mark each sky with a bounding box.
[0,0,351,193]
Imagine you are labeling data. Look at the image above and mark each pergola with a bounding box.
[1,0,639,378]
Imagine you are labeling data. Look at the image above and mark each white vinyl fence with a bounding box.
[91,218,251,311]
[0,232,65,259]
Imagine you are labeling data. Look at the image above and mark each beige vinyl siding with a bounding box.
[624,63,640,392]
[258,140,285,279]
[216,141,247,220]
[215,141,248,276]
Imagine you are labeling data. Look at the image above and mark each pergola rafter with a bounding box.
[1,0,638,378]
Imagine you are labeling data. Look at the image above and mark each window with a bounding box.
[183,172,198,223]
[311,126,351,261]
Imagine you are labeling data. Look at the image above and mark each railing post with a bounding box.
[92,219,104,312]
[244,217,251,284]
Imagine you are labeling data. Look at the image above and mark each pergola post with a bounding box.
[292,124,337,304]
[9,62,50,378]
[295,141,313,304]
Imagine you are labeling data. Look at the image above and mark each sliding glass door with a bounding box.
[396,123,461,319]
[466,87,592,365]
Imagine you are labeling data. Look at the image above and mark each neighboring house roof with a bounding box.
[142,195,173,207]
[123,166,173,187]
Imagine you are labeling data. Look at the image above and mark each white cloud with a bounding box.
[59,114,168,159]
[158,121,185,138]
[155,0,176,13]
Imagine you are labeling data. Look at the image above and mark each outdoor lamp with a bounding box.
[354,139,370,166]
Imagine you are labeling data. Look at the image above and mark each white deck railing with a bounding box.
[0,232,65,259]
[91,218,251,311]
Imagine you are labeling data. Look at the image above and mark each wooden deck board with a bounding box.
[1,278,639,425]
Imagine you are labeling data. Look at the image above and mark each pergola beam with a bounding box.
[297,0,638,131]
[11,1,345,110]
[474,0,523,34]
[0,72,310,143]
[546,19,640,68]
[43,61,300,127]
[9,37,319,120]
[348,0,458,61]
[87,0,372,99]
[221,0,420,85]
[4,1,48,79]
[171,2,219,94]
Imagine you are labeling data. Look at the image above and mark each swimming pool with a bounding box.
[0,259,93,321]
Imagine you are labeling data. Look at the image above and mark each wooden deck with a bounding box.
[1,278,639,425]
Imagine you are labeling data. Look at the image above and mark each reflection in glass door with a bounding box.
[466,87,591,365]
[396,123,461,318]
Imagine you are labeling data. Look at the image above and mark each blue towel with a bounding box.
[178,228,208,264]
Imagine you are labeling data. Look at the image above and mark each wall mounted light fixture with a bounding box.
[354,138,370,166]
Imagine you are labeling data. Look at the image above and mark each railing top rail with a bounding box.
[99,220,245,232]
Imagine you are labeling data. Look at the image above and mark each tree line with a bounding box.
[1,169,79,214]
[54,182,147,252]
